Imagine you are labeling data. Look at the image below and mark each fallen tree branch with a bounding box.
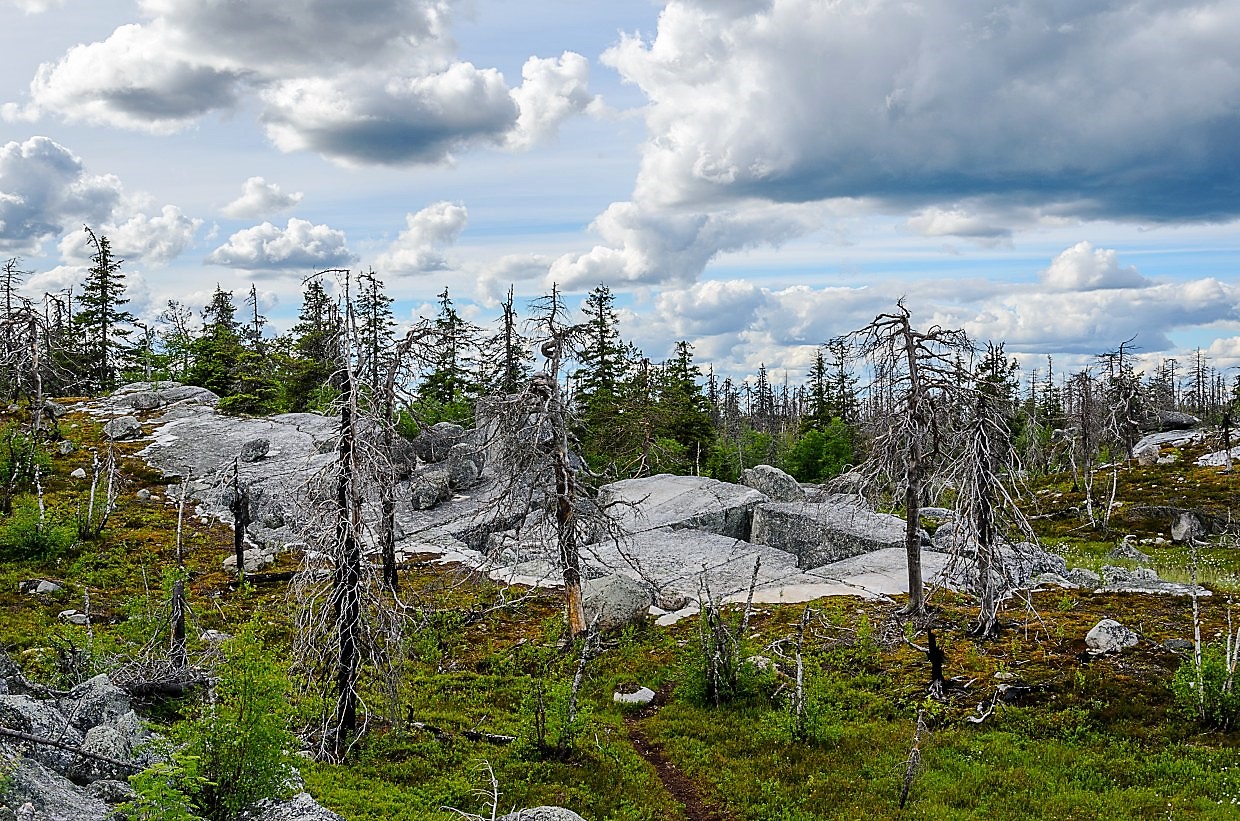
[408,721,516,746]
[0,725,143,771]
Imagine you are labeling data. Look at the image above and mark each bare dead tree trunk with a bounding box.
[903,456,925,615]
[836,301,969,618]
[229,459,251,585]
[792,604,812,740]
[331,363,363,748]
[170,579,187,669]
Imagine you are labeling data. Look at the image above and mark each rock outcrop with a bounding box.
[740,464,805,502]
[751,500,910,568]
[598,474,766,541]
[0,659,151,821]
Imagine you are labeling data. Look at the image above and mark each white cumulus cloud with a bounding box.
[0,136,123,253]
[12,0,596,163]
[374,202,468,274]
[206,217,355,272]
[603,0,1240,224]
[221,177,303,220]
[1040,241,1151,291]
[508,52,599,150]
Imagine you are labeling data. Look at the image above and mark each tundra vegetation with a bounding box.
[0,250,1238,819]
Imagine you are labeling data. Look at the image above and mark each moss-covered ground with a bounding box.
[2,404,1239,820]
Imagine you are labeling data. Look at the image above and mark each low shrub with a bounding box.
[1171,642,1240,731]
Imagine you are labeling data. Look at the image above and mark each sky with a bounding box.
[2,0,1240,387]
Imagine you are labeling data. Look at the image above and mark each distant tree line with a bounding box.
[3,229,1239,492]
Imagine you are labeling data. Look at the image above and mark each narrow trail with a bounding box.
[623,690,735,821]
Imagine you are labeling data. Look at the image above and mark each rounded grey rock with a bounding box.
[1085,618,1139,655]
[240,437,271,463]
[498,809,587,821]
[102,416,142,441]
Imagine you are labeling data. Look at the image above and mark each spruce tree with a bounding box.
[656,341,714,472]
[575,284,628,399]
[420,287,476,415]
[354,270,396,393]
[74,227,135,393]
[286,278,341,412]
[188,286,245,398]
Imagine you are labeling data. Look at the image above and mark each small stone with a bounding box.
[993,671,1017,681]
[135,488,152,502]
[1162,638,1193,652]
[58,609,90,626]
[240,437,270,463]
[1107,541,1150,563]
[200,629,231,643]
[35,580,62,595]
[656,589,691,611]
[613,686,656,705]
[70,467,87,479]
[57,440,75,456]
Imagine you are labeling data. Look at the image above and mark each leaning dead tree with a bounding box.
[834,300,971,615]
[476,285,625,639]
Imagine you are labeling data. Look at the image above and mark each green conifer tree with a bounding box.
[74,227,135,392]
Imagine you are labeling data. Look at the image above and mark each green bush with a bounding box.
[121,758,204,821]
[127,619,297,820]
[1172,643,1240,731]
[0,501,76,560]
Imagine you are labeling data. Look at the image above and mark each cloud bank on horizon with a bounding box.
[1,0,1239,380]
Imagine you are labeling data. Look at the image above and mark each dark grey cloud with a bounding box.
[12,1,593,164]
[606,0,1240,224]
[259,65,518,165]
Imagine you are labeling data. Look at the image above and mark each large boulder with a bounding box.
[741,465,805,502]
[69,725,133,783]
[929,522,1067,586]
[410,469,453,511]
[1140,409,1200,432]
[102,416,142,441]
[751,501,909,569]
[129,391,162,411]
[413,422,467,464]
[3,757,111,821]
[598,474,767,541]
[446,443,485,489]
[583,574,655,631]
[1099,565,1210,597]
[58,674,131,732]
[0,696,85,772]
[236,793,346,821]
[1171,512,1206,543]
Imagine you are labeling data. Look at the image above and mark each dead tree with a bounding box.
[228,459,251,585]
[834,300,971,615]
[474,285,627,639]
[292,270,410,759]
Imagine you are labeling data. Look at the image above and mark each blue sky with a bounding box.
[2,0,1239,386]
